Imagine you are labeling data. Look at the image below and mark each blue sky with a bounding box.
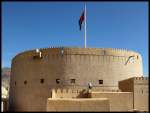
[2,2,148,76]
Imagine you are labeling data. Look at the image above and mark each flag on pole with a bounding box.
[78,11,84,30]
[78,4,86,48]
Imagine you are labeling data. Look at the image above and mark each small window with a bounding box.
[99,80,103,84]
[137,56,139,59]
[24,80,27,85]
[141,90,143,94]
[40,79,44,84]
[70,79,75,84]
[104,50,106,55]
[15,81,16,85]
[56,79,60,84]
[33,53,43,59]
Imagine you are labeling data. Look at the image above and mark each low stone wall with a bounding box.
[51,88,90,98]
[51,88,122,98]
[46,98,110,111]
[89,92,133,111]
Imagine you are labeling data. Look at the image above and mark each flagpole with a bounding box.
[84,3,87,48]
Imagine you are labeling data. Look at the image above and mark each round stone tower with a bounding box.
[9,47,143,111]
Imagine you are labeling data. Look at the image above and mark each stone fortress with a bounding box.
[8,47,148,111]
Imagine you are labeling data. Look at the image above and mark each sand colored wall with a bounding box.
[9,47,143,111]
[119,77,149,111]
[134,77,149,111]
[89,92,133,111]
[46,98,110,111]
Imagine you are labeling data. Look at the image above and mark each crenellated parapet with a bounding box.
[51,88,87,98]
[134,76,149,80]
[51,88,122,99]
[12,47,142,66]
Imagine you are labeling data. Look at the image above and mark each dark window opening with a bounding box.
[24,80,27,85]
[71,79,75,84]
[15,81,16,85]
[56,79,60,84]
[104,50,106,55]
[40,79,44,84]
[33,53,43,59]
[33,55,43,59]
[99,80,103,84]
[137,56,139,59]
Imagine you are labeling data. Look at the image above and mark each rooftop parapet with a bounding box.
[52,88,122,94]
[12,47,141,63]
[134,76,149,80]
